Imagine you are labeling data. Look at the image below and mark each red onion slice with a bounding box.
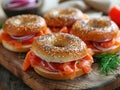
[64,65,74,73]
[41,60,45,67]
[40,60,58,72]
[47,63,58,72]
[94,38,112,43]
[6,0,37,8]
[10,0,28,4]
[93,42,118,51]
[24,2,37,8]
[10,34,35,41]
[11,0,36,4]
[6,2,28,8]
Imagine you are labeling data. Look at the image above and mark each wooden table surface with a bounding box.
[0,65,31,90]
[0,43,120,90]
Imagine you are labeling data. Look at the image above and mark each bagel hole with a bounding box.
[18,17,36,24]
[53,40,68,47]
[23,18,36,24]
[88,20,109,28]
[53,42,66,47]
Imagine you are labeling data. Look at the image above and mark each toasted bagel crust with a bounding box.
[34,66,84,80]
[32,33,88,63]
[71,18,119,42]
[44,8,86,27]
[0,29,3,43]
[93,44,120,54]
[2,40,31,52]
[3,14,47,36]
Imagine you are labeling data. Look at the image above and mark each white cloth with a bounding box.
[40,0,120,15]
[0,0,6,23]
[84,0,120,14]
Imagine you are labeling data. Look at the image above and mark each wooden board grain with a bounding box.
[0,65,31,90]
[0,44,120,90]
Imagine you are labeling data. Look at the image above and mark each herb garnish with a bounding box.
[18,39,22,43]
[0,23,2,29]
[19,53,26,59]
[94,53,120,75]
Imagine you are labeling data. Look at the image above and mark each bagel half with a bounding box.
[34,66,84,80]
[3,14,47,36]
[2,40,31,52]
[44,8,88,27]
[71,18,119,42]
[92,43,120,54]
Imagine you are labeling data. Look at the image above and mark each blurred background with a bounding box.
[0,0,120,23]
[0,0,120,90]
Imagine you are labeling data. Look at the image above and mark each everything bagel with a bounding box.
[1,14,50,52]
[3,14,47,36]
[23,33,93,80]
[71,18,120,54]
[44,8,86,27]
[32,33,88,63]
[71,18,119,42]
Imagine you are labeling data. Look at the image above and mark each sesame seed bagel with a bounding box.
[2,40,31,52]
[32,33,88,63]
[44,8,87,27]
[3,14,47,36]
[92,44,120,54]
[71,18,119,42]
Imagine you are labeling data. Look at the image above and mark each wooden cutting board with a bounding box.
[0,44,120,90]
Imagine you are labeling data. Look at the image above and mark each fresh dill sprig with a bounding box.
[94,53,120,75]
[19,53,26,59]
[0,23,2,29]
[18,39,23,43]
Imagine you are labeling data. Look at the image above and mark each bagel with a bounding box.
[1,14,50,52]
[34,66,84,80]
[32,33,88,63]
[91,43,120,54]
[3,14,47,36]
[71,18,119,42]
[2,40,31,52]
[44,8,87,27]
[23,33,93,80]
[71,18,120,54]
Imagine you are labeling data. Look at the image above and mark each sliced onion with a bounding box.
[41,60,45,67]
[82,60,90,67]
[10,0,28,4]
[6,0,37,9]
[64,65,74,73]
[6,2,28,8]
[11,0,36,4]
[93,42,118,51]
[47,63,58,72]
[94,38,112,43]
[40,60,58,72]
[24,2,37,8]
[10,34,35,41]
[74,61,78,70]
